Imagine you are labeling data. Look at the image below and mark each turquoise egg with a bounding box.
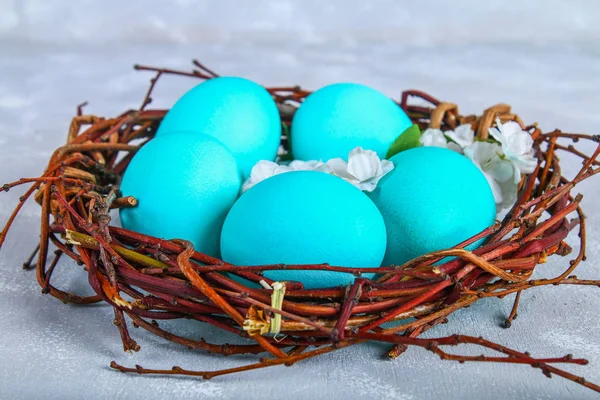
[369,146,496,266]
[220,171,387,288]
[291,83,412,161]
[119,133,241,257]
[156,77,281,178]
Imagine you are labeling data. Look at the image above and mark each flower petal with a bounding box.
[348,146,378,159]
[289,159,331,173]
[464,141,501,166]
[289,160,316,170]
[245,146,395,194]
[506,131,534,156]
[488,157,514,183]
[487,118,536,184]
[355,160,394,192]
[326,158,356,181]
[464,141,518,206]
[252,160,280,178]
[488,118,507,147]
[380,159,394,176]
[420,129,448,148]
[495,118,505,135]
[486,172,504,204]
[355,180,379,192]
[447,142,464,153]
[512,154,538,175]
[347,150,382,181]
[242,161,292,192]
[488,127,505,148]
[446,124,474,149]
[274,164,293,174]
[502,121,523,137]
[497,176,519,211]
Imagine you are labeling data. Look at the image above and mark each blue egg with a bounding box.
[157,77,281,178]
[291,83,412,161]
[369,147,496,266]
[119,134,241,257]
[220,171,387,288]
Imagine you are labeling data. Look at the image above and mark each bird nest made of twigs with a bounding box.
[1,60,600,393]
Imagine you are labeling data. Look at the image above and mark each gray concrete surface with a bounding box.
[0,1,599,399]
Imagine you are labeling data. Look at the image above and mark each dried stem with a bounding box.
[504,291,522,328]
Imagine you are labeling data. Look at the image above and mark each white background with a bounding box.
[0,1,599,399]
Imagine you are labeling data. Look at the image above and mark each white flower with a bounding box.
[242,147,393,193]
[446,124,475,150]
[325,158,357,181]
[242,160,292,192]
[488,118,537,183]
[464,141,516,209]
[243,160,333,192]
[288,159,331,173]
[420,128,448,148]
[420,125,474,153]
[326,147,394,192]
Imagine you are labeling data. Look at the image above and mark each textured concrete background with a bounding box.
[0,1,599,399]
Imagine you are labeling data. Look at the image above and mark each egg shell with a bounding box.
[369,146,496,266]
[156,76,281,178]
[119,133,241,258]
[220,171,387,289]
[291,83,412,161]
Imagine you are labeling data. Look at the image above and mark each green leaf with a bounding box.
[280,123,294,161]
[386,124,421,158]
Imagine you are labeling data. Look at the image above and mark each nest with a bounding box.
[2,59,600,392]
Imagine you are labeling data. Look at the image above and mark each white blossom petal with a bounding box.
[352,181,374,191]
[242,160,292,192]
[502,121,523,136]
[348,146,366,159]
[325,158,357,181]
[497,177,519,211]
[380,159,394,176]
[274,164,293,174]
[464,141,500,166]
[351,159,394,192]
[488,124,507,148]
[421,126,472,154]
[464,141,518,209]
[506,130,533,155]
[488,157,514,183]
[463,143,504,204]
[420,128,448,148]
[465,142,514,183]
[485,171,504,204]
[327,147,394,192]
[243,147,394,194]
[347,148,382,181]
[446,124,475,149]
[289,159,333,174]
[513,155,537,175]
[289,159,325,171]
[488,118,537,184]
[447,142,464,153]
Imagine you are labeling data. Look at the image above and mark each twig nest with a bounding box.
[2,61,599,391]
[369,146,496,265]
[220,170,387,288]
